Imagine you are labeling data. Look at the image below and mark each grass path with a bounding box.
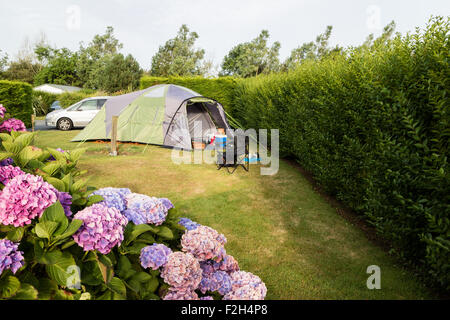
[34,130,435,299]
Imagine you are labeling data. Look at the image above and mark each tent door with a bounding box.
[186,102,217,140]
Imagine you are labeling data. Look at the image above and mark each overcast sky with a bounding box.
[1,0,449,70]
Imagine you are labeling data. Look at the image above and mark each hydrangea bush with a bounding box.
[0,104,267,300]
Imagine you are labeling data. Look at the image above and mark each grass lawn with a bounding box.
[33,129,435,299]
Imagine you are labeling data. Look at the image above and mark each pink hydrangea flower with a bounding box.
[181,225,227,261]
[0,165,25,185]
[160,251,202,291]
[213,254,240,274]
[163,288,199,300]
[72,203,128,254]
[0,118,26,132]
[223,284,267,300]
[223,271,267,300]
[0,173,58,227]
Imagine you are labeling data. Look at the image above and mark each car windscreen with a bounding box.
[66,102,82,111]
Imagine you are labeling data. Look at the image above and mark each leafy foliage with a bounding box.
[221,30,281,77]
[140,75,239,113]
[150,25,209,77]
[231,16,450,290]
[94,54,142,93]
[0,80,33,127]
[283,25,343,71]
[0,128,187,300]
[34,48,81,87]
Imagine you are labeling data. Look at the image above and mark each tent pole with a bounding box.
[110,116,118,156]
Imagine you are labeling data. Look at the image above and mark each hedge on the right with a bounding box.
[232,16,449,289]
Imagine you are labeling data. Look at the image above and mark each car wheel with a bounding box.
[57,118,73,131]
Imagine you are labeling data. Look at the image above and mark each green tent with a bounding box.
[71,84,232,150]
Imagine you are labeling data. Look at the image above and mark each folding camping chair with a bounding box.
[216,134,249,174]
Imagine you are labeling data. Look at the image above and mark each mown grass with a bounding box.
[33,129,436,299]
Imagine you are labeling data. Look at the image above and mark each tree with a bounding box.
[3,36,45,83]
[3,59,42,84]
[283,26,342,71]
[220,30,280,77]
[77,26,124,89]
[94,54,142,92]
[150,24,208,77]
[33,48,80,86]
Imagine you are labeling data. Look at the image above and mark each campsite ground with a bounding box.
[34,129,435,299]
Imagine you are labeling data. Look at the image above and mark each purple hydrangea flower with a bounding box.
[200,260,216,275]
[200,296,214,300]
[178,217,201,231]
[0,104,5,118]
[124,193,168,225]
[161,252,202,291]
[0,118,27,132]
[223,271,267,300]
[0,239,24,275]
[163,289,199,300]
[159,198,174,210]
[199,270,232,295]
[47,148,66,161]
[90,187,131,212]
[0,158,13,167]
[140,243,172,270]
[57,191,72,217]
[0,173,58,227]
[0,165,25,185]
[72,203,128,254]
[181,225,227,261]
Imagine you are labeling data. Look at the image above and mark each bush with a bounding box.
[57,90,98,109]
[140,76,239,113]
[0,80,33,127]
[0,105,266,300]
[32,91,59,116]
[232,16,449,289]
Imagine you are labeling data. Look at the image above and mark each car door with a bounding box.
[74,100,100,126]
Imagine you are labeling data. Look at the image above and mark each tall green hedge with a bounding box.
[232,17,449,289]
[140,76,239,113]
[0,80,33,127]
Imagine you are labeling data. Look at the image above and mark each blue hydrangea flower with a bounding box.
[159,198,174,210]
[90,187,131,212]
[178,217,201,231]
[124,193,168,225]
[140,243,173,270]
[198,270,232,296]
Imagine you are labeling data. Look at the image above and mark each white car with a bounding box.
[45,96,110,131]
